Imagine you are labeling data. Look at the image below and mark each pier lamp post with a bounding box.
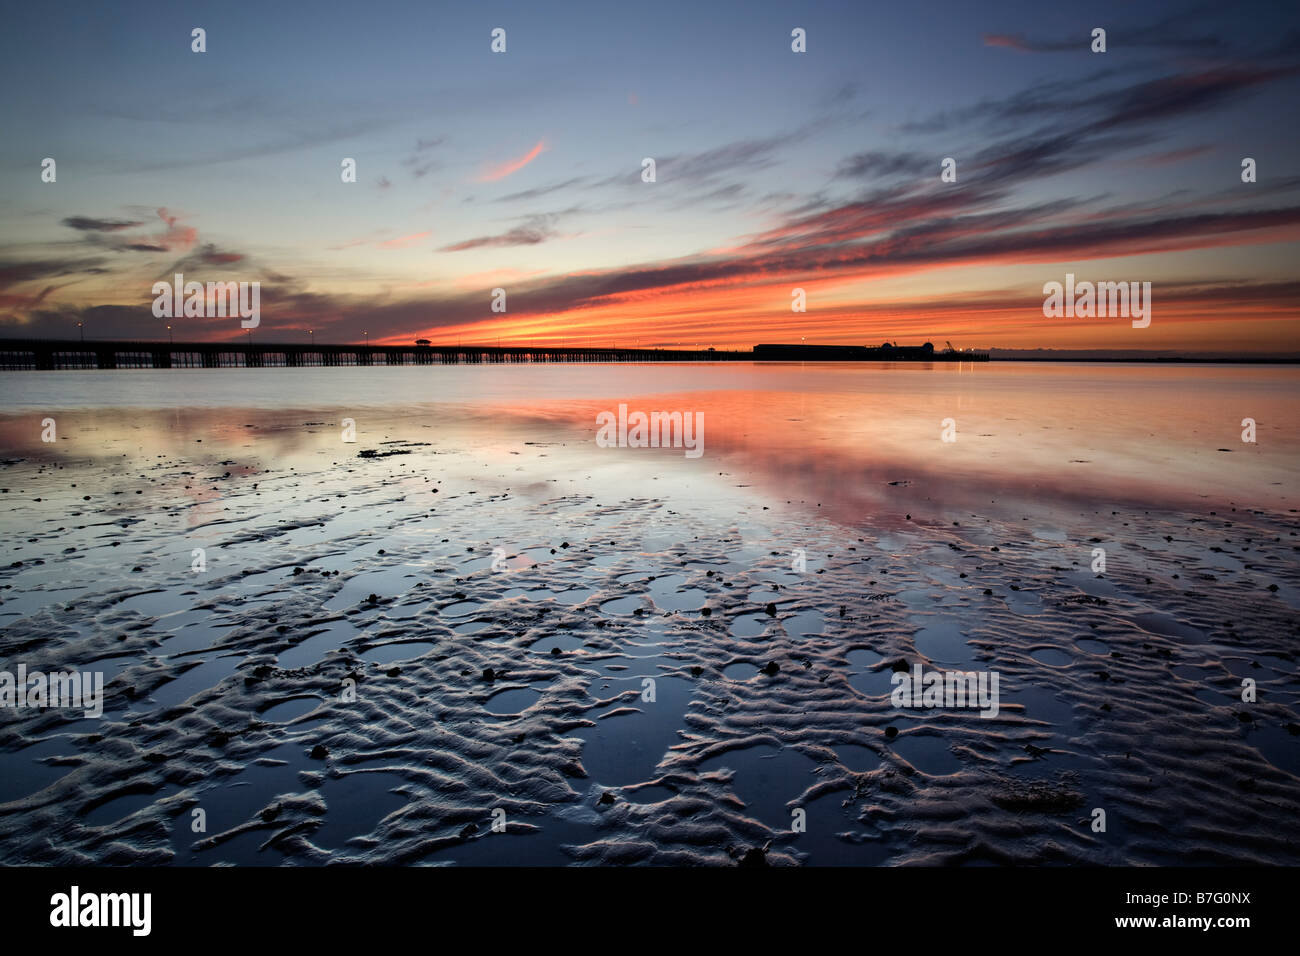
[363,330,368,346]
[167,325,173,345]
[309,329,314,348]
[78,321,84,342]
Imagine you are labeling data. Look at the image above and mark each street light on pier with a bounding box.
[309,329,314,348]
[77,321,84,342]
[167,325,173,345]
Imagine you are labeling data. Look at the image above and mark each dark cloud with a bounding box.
[11,198,1298,344]
[0,256,106,291]
[902,60,1290,138]
[495,177,590,203]
[402,138,447,178]
[984,4,1233,56]
[694,183,746,205]
[835,151,922,180]
[62,217,143,232]
[439,215,562,252]
[654,137,783,186]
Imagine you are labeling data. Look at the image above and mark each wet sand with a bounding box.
[0,366,1297,865]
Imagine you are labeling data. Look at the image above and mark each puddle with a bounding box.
[576,675,692,786]
[599,596,640,616]
[649,575,707,612]
[1010,684,1080,742]
[81,783,181,829]
[177,742,307,863]
[1002,589,1043,616]
[531,633,586,655]
[832,743,880,772]
[1130,612,1206,643]
[848,666,895,698]
[730,615,769,639]
[793,788,895,865]
[697,745,820,828]
[313,770,411,852]
[912,617,974,665]
[846,648,883,670]
[1029,647,1073,667]
[624,785,675,804]
[888,733,962,776]
[551,588,595,606]
[439,600,483,618]
[115,590,194,618]
[1247,724,1299,777]
[429,804,598,866]
[485,686,542,715]
[783,609,823,638]
[897,589,940,609]
[148,655,243,710]
[0,736,79,803]
[157,615,228,654]
[323,567,416,612]
[260,696,322,722]
[278,619,359,669]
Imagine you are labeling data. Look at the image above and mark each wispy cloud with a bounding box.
[379,231,432,249]
[478,139,547,182]
[62,217,143,232]
[439,214,561,252]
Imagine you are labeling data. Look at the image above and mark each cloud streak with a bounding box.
[478,139,547,182]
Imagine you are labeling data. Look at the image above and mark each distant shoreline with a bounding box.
[0,337,1297,368]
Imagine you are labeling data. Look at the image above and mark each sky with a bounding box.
[1,0,1298,352]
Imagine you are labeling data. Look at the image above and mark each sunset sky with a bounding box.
[1,0,1297,352]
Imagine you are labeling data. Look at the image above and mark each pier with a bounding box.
[0,338,989,370]
[0,339,747,370]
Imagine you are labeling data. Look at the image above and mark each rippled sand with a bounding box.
[1,386,1297,866]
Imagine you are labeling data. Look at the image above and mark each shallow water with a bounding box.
[0,362,1297,866]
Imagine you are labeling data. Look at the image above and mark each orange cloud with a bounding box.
[153,207,198,252]
[478,139,546,182]
[379,231,432,249]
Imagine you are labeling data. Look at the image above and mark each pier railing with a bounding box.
[0,338,990,370]
[0,339,753,370]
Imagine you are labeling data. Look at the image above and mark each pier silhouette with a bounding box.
[0,338,988,370]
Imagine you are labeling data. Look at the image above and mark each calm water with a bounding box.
[1,362,1296,516]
